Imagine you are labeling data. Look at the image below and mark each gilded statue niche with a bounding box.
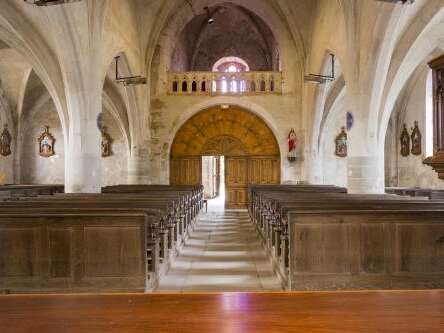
[38,126,55,158]
[334,127,347,158]
[101,126,112,157]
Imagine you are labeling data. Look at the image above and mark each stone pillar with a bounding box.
[127,146,151,184]
[44,1,108,193]
[347,93,385,194]
[347,155,384,194]
[64,81,102,193]
[65,119,102,193]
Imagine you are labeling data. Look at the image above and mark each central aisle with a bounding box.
[156,211,283,292]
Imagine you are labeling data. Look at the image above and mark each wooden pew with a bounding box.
[386,186,444,199]
[0,184,64,198]
[2,196,189,274]
[0,210,150,294]
[0,185,203,293]
[288,208,444,290]
[249,185,444,290]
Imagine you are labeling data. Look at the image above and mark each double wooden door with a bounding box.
[171,155,280,209]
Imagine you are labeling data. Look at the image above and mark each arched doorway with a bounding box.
[170,106,280,209]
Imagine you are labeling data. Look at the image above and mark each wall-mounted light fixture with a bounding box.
[115,56,147,86]
[204,7,215,25]
[375,0,415,4]
[304,53,335,84]
[24,0,82,6]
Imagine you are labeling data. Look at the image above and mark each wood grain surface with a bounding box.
[0,291,443,333]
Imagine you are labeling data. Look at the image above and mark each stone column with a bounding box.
[64,78,103,193]
[45,1,108,193]
[346,104,385,194]
[65,118,102,193]
[127,146,151,184]
[347,155,384,194]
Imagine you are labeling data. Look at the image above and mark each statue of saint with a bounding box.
[411,121,422,156]
[101,127,112,157]
[287,128,297,162]
[335,127,347,157]
[38,126,55,157]
[400,124,410,157]
[0,124,11,157]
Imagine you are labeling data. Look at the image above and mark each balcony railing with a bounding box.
[167,71,282,96]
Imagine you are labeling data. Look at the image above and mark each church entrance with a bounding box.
[170,106,280,209]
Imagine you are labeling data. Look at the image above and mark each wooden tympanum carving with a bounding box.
[400,124,410,157]
[0,124,12,157]
[38,126,55,158]
[101,126,112,157]
[335,127,347,158]
[411,121,422,156]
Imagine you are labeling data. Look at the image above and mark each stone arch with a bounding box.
[170,105,280,208]
[376,4,444,149]
[167,98,284,159]
[170,106,280,157]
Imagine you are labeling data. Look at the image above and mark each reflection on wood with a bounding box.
[1,291,443,333]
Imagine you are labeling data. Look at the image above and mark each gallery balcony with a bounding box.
[167,71,283,96]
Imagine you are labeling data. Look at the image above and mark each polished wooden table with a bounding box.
[0,291,443,332]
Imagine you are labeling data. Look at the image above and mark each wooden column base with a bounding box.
[423,152,444,179]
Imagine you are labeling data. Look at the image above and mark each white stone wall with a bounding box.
[18,100,127,186]
[385,69,444,189]
[320,97,348,187]
[20,99,65,184]
[101,111,128,186]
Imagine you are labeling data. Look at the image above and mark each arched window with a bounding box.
[182,81,188,92]
[192,81,197,92]
[260,80,266,92]
[212,57,249,94]
[212,57,250,72]
[426,70,433,156]
[172,81,178,92]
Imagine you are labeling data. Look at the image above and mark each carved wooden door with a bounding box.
[225,157,248,209]
[170,157,202,185]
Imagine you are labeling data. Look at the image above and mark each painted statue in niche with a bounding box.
[38,126,55,157]
[0,124,12,157]
[335,127,347,158]
[400,124,410,157]
[437,69,444,118]
[101,126,112,157]
[287,128,297,162]
[411,121,422,156]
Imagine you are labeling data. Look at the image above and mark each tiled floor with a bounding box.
[156,210,283,292]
